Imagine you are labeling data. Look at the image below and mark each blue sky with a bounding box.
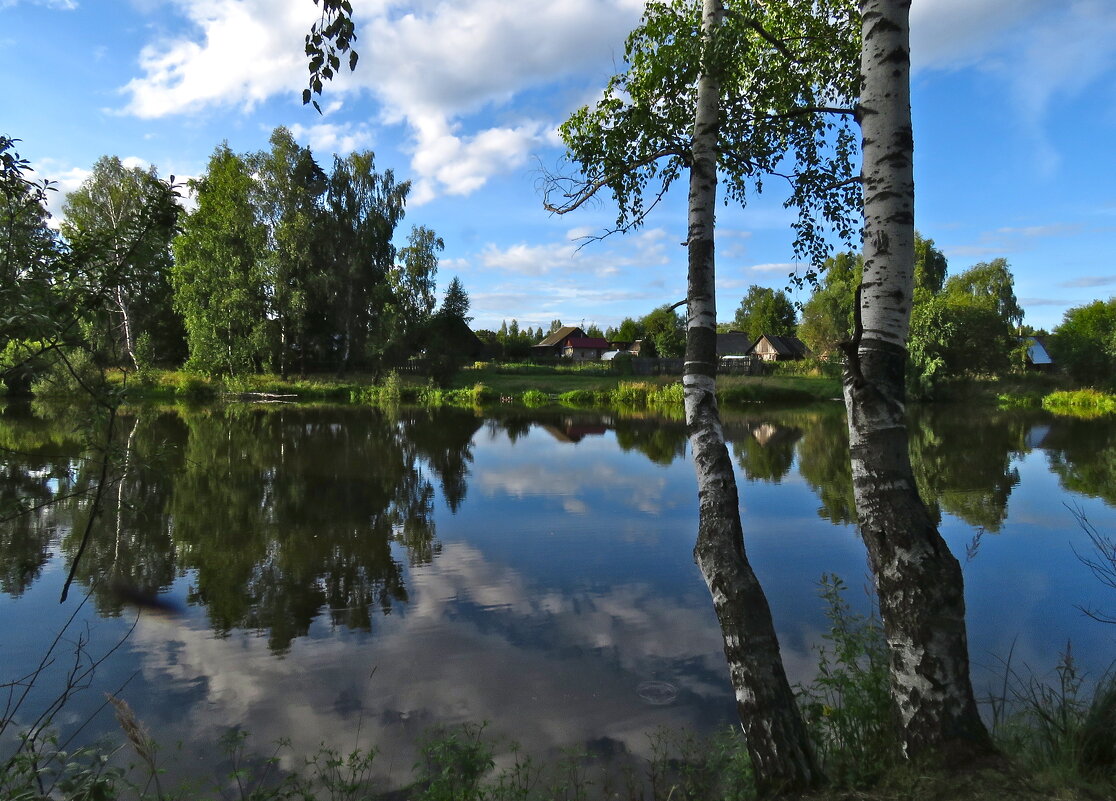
[3,0,1115,333]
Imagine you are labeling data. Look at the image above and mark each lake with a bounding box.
[1,399,1114,788]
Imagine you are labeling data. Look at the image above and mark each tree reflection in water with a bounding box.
[1,401,1115,654]
[0,403,483,653]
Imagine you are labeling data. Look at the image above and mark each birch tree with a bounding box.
[544,0,860,790]
[842,0,993,760]
[321,151,409,374]
[61,156,180,369]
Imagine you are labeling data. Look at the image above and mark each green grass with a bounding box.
[1042,389,1116,418]
[97,365,902,413]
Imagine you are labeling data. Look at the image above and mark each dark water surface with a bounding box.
[1,400,1114,784]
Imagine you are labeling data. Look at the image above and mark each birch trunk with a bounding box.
[114,285,139,371]
[685,0,819,790]
[846,0,993,761]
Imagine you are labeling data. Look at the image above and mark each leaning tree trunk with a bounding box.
[684,0,820,792]
[844,0,993,762]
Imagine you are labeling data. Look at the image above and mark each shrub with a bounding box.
[990,644,1116,789]
[177,375,218,403]
[997,392,1042,409]
[470,382,497,405]
[647,381,684,407]
[380,370,402,404]
[558,389,599,406]
[521,389,550,407]
[30,348,106,398]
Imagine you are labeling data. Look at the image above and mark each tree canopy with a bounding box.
[1052,298,1116,385]
[733,285,796,339]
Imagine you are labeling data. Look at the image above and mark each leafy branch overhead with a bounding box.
[546,0,861,277]
[304,0,359,113]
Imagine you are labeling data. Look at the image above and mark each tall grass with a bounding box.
[988,644,1116,791]
[1042,389,1116,418]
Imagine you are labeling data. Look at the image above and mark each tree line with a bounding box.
[0,128,469,392]
[731,234,1116,394]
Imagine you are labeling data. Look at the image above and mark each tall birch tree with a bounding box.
[544,0,860,790]
[61,156,180,369]
[843,0,993,760]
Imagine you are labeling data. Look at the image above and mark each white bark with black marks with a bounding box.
[845,0,993,762]
[685,0,820,791]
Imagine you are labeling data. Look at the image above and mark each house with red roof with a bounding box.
[562,335,610,361]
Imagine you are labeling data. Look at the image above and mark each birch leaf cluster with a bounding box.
[550,0,861,272]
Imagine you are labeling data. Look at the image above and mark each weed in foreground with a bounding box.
[796,574,897,788]
[987,643,1116,792]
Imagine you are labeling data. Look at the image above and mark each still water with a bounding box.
[1,400,1114,785]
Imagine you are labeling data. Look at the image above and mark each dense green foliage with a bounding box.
[1051,298,1116,386]
[796,251,861,357]
[173,144,270,375]
[3,129,455,387]
[733,285,796,339]
[640,304,686,358]
[908,258,1023,397]
[61,155,183,368]
[797,236,1026,398]
[1,136,174,395]
[550,0,861,268]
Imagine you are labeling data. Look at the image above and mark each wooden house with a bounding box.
[531,326,585,357]
[747,334,809,362]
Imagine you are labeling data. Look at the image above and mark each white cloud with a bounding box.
[30,160,89,225]
[909,0,1045,72]
[407,115,546,203]
[995,224,1082,238]
[1057,275,1116,289]
[121,0,317,119]
[747,262,798,273]
[119,0,644,203]
[480,241,577,275]
[479,227,671,278]
[912,1,1116,172]
[287,122,374,157]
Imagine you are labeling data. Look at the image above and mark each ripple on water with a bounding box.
[636,680,678,706]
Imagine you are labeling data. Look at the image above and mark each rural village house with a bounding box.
[531,326,610,361]
[746,334,810,362]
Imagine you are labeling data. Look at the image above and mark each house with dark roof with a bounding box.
[746,334,810,362]
[716,331,753,357]
[531,326,585,357]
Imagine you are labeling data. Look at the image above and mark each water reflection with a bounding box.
[2,400,1116,786]
[1044,415,1116,506]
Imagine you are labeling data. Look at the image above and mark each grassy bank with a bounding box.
[103,365,843,410]
[95,365,1116,419]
